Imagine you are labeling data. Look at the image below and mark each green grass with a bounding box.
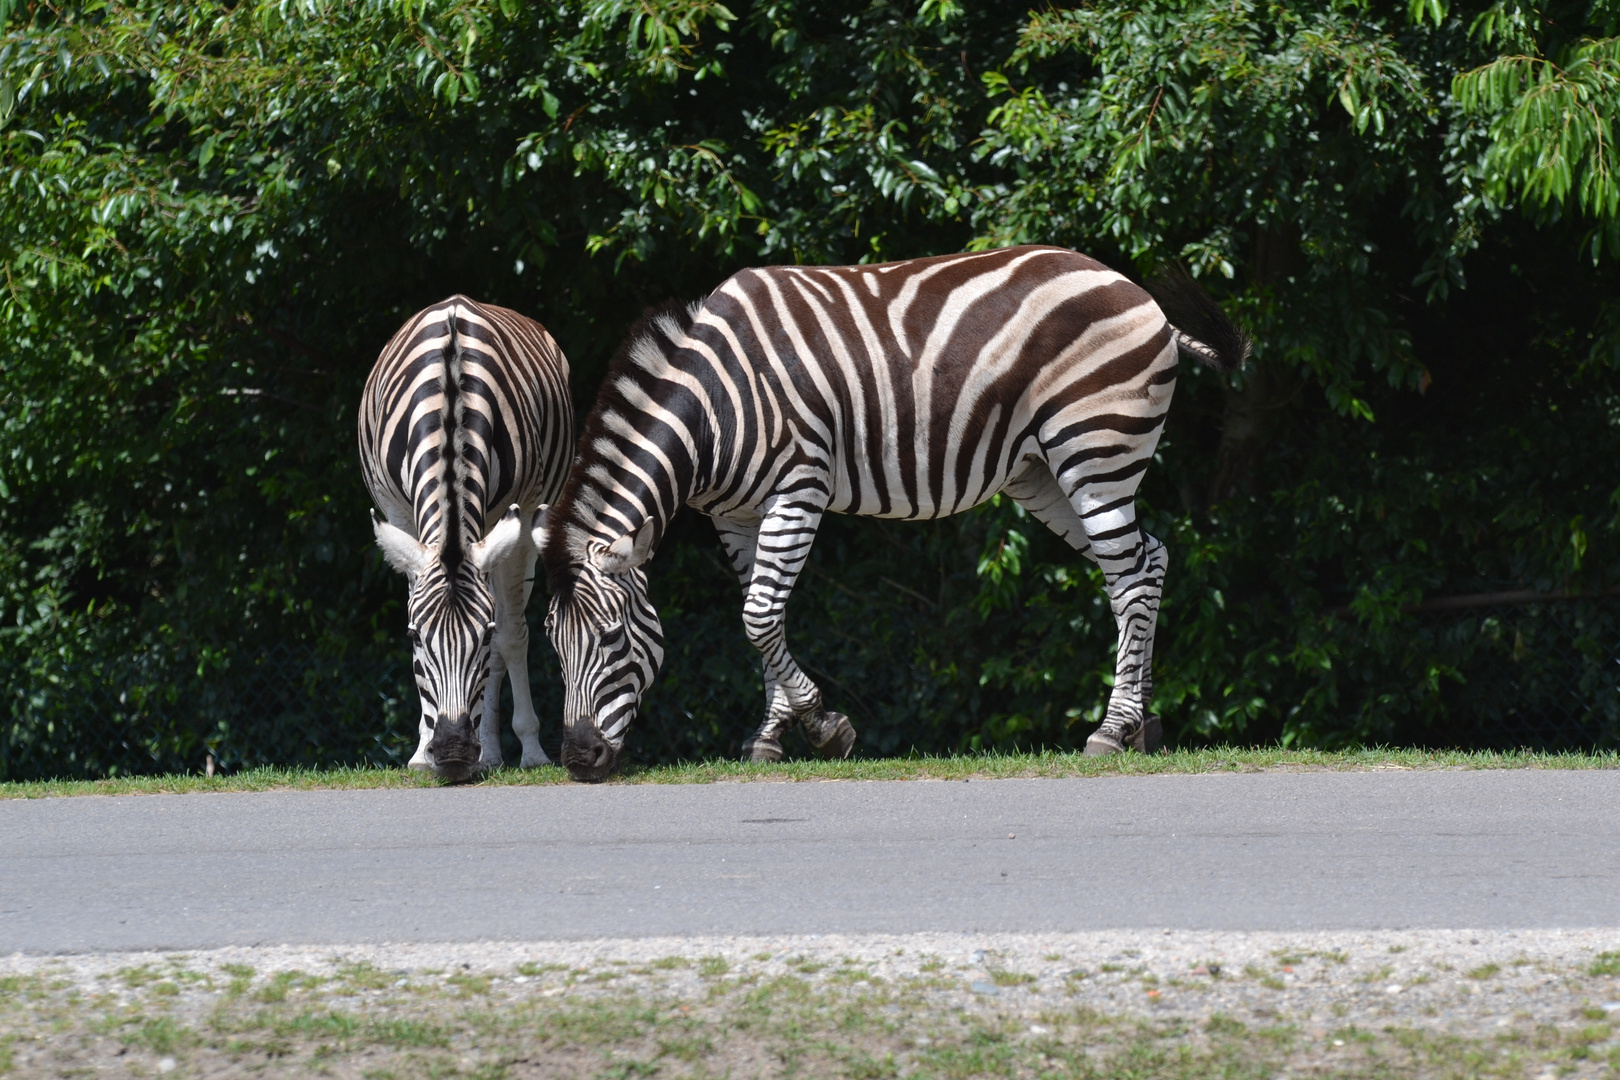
[2,746,1615,799]
[1590,952,1620,977]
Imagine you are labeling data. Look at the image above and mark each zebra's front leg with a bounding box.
[481,541,550,769]
[713,515,798,762]
[734,497,856,760]
[501,624,550,767]
[740,671,800,763]
[478,650,509,771]
[408,712,435,771]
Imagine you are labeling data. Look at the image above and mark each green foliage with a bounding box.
[1,0,1618,775]
[1455,35,1620,259]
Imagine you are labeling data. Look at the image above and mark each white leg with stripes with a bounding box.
[1030,444,1167,754]
[714,515,799,762]
[478,648,507,770]
[724,494,856,760]
[1073,492,1166,754]
[1003,459,1162,752]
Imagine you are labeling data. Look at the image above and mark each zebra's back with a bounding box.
[359,297,572,548]
[679,246,1176,520]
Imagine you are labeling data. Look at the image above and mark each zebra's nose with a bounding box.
[428,711,481,783]
[561,724,617,783]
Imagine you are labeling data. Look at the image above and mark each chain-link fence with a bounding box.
[1413,593,1620,751]
[0,608,773,781]
[0,643,421,781]
[3,593,1617,781]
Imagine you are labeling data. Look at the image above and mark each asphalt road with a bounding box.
[3,771,1618,953]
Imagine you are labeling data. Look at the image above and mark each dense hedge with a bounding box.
[2,0,1618,774]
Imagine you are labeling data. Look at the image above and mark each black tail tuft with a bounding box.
[1144,264,1252,374]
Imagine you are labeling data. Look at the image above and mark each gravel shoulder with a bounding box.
[5,930,1618,1078]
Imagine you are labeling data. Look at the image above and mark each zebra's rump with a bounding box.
[358,296,573,551]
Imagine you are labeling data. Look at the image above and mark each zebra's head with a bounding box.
[371,505,528,782]
[536,511,665,782]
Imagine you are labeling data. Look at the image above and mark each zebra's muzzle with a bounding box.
[561,724,618,783]
[428,712,482,783]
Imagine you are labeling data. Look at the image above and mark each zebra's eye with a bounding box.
[407,623,422,648]
[481,621,496,647]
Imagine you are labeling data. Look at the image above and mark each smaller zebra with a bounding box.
[359,297,573,781]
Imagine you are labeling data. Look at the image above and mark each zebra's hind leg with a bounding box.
[1007,460,1164,755]
[1081,511,1167,756]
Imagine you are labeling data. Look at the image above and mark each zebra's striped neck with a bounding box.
[546,302,708,575]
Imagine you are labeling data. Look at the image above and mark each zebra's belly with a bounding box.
[826,498,995,521]
[823,465,1021,521]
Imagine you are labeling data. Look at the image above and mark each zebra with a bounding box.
[359,296,573,782]
[533,246,1248,781]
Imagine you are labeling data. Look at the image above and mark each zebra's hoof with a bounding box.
[1132,716,1164,754]
[741,734,784,763]
[811,713,857,760]
[1084,729,1124,756]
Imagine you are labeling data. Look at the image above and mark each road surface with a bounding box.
[3,771,1617,953]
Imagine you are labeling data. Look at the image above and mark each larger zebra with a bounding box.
[359,297,573,782]
[535,246,1248,781]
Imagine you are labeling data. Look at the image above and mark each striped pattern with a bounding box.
[359,296,572,779]
[542,549,665,782]
[540,246,1247,779]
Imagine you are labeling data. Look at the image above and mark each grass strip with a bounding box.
[2,745,1615,799]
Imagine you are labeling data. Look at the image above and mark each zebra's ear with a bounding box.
[529,504,551,557]
[372,509,432,578]
[594,519,656,575]
[470,504,524,573]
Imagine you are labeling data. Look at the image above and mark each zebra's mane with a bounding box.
[436,298,477,573]
[541,299,699,592]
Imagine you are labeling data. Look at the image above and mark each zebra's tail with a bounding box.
[1144,264,1252,374]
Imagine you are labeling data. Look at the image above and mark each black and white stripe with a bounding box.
[540,518,665,781]
[537,246,1248,780]
[359,296,573,780]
